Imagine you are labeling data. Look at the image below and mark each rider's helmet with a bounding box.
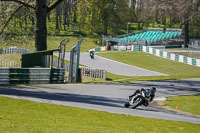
[150,87,156,94]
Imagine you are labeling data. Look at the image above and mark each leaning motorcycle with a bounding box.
[90,51,94,59]
[124,90,151,109]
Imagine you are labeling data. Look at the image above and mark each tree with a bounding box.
[77,0,131,35]
[0,0,65,51]
[144,0,200,47]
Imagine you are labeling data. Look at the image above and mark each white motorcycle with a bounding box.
[124,90,152,109]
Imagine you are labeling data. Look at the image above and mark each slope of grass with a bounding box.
[0,36,100,52]
[47,36,100,52]
[97,51,200,81]
[0,96,199,133]
[164,95,200,116]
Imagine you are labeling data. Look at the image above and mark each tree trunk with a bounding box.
[31,16,35,32]
[47,0,51,22]
[169,14,172,28]
[63,0,67,30]
[138,21,141,30]
[35,0,47,51]
[48,13,51,22]
[103,24,108,35]
[73,0,77,23]
[184,19,189,47]
[56,7,59,31]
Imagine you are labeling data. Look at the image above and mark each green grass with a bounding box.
[0,54,21,67]
[0,36,100,52]
[164,95,200,116]
[97,51,200,81]
[47,36,100,52]
[0,96,199,133]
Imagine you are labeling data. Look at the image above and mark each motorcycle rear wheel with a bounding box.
[124,102,130,108]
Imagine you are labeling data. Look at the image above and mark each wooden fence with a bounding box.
[0,47,32,68]
[0,68,65,85]
[0,59,21,68]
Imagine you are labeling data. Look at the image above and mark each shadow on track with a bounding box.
[0,88,124,108]
[97,79,200,94]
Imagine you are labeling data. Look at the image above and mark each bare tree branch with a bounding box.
[0,5,23,35]
[0,0,34,35]
[0,0,35,9]
[47,0,65,13]
[47,0,78,13]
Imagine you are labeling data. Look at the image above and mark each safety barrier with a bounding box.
[0,68,65,85]
[142,46,200,67]
[80,67,107,80]
[94,45,142,52]
[91,45,200,67]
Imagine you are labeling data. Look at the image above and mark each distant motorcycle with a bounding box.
[89,51,94,59]
[124,87,156,109]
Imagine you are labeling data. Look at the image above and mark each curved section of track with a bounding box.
[55,52,167,76]
[1,79,200,124]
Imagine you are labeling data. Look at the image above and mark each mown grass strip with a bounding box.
[0,96,199,133]
[164,95,200,116]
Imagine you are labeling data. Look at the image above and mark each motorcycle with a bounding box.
[124,90,151,109]
[89,51,94,59]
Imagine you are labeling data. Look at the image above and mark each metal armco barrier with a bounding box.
[0,68,65,85]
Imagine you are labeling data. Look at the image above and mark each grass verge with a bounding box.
[97,51,200,81]
[0,96,199,133]
[164,95,200,116]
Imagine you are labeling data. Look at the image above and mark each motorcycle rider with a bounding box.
[89,50,94,59]
[129,87,156,106]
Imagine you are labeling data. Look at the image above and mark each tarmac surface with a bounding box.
[1,79,200,124]
[55,52,168,76]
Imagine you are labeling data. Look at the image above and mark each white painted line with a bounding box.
[154,97,167,101]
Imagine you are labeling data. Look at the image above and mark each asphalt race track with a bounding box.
[55,52,168,76]
[1,79,200,124]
